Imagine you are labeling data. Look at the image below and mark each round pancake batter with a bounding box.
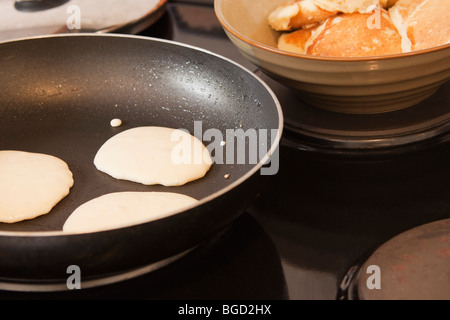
[0,150,74,223]
[94,126,212,186]
[62,191,198,233]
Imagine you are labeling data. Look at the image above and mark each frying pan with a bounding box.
[0,34,283,290]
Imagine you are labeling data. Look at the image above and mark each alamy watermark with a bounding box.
[366,264,381,290]
[66,5,81,30]
[366,4,382,30]
[170,121,280,176]
[66,264,81,289]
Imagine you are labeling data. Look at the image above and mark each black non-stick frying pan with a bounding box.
[0,34,283,290]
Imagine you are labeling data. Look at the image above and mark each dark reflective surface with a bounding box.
[250,142,450,299]
[0,213,288,299]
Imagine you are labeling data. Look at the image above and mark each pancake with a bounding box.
[62,192,198,233]
[94,126,212,187]
[268,0,336,31]
[313,0,383,13]
[389,0,450,52]
[278,25,318,54]
[268,0,399,31]
[0,150,74,223]
[279,10,403,56]
[308,11,403,57]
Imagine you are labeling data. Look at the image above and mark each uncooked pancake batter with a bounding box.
[0,150,74,223]
[62,191,198,233]
[94,126,212,186]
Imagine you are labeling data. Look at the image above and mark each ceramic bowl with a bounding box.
[214,0,450,114]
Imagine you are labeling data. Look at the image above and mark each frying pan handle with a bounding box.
[14,0,70,12]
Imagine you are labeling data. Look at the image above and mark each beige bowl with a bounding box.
[214,0,450,114]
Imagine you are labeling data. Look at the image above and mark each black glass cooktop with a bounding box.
[1,0,449,301]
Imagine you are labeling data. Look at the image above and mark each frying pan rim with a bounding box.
[0,33,284,237]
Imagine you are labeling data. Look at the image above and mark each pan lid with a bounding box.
[357,219,450,300]
[0,0,167,42]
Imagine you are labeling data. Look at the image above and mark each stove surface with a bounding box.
[1,0,449,300]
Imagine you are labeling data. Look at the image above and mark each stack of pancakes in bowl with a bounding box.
[270,0,449,57]
[215,0,450,113]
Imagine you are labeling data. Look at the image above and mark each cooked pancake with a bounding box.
[389,0,450,52]
[268,0,400,31]
[279,10,403,57]
[278,25,317,54]
[307,11,403,57]
[268,0,336,31]
[313,0,382,13]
